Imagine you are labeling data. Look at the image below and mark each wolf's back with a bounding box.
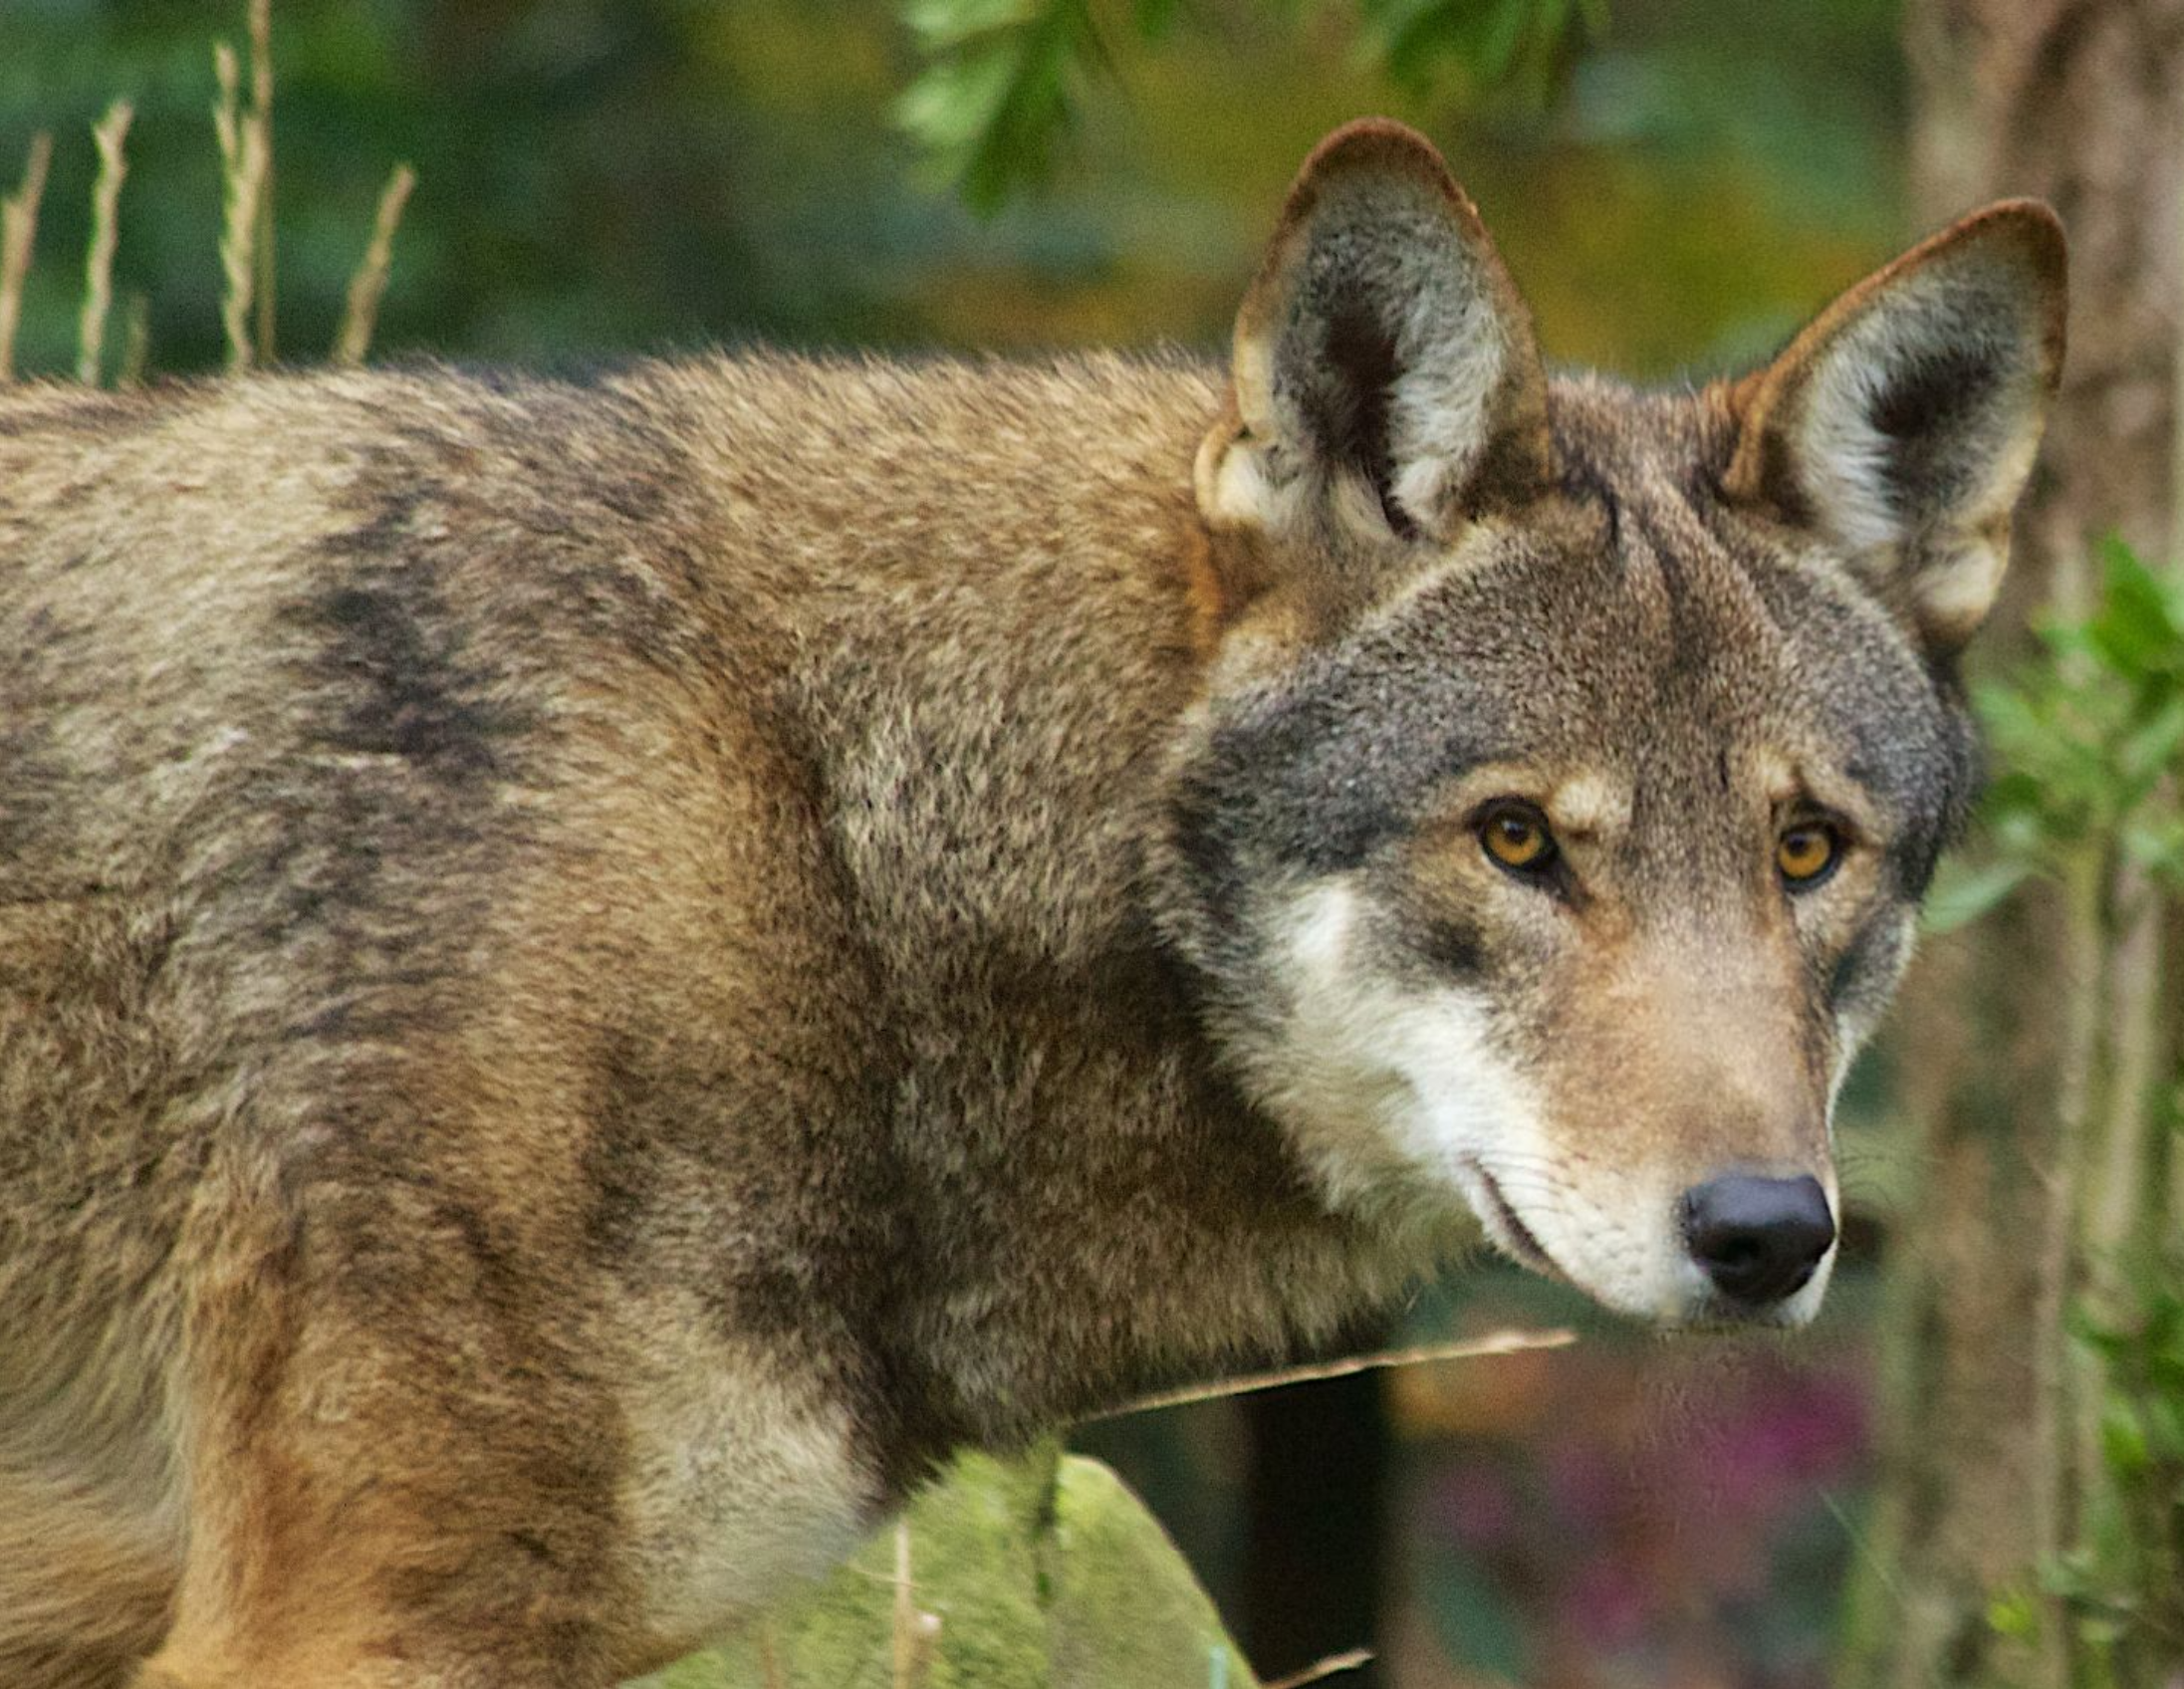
[0,351,1217,1246]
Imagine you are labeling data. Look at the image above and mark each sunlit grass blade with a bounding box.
[0,131,53,383]
[78,100,134,385]
[212,23,273,372]
[334,162,415,366]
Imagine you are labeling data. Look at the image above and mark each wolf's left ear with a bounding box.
[1196,120,1553,561]
[1724,202,2067,654]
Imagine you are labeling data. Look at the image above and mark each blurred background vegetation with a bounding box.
[3,0,1903,378]
[4,4,2175,1689]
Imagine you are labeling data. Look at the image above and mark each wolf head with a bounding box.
[1160,121,2065,1327]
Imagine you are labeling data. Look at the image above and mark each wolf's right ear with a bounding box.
[1195,121,1553,575]
[1724,202,2066,655]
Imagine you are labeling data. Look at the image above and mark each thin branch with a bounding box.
[757,1622,788,1689]
[891,1521,915,1689]
[0,131,54,383]
[888,1520,940,1689]
[1086,1327,1577,1420]
[1265,1648,1374,1689]
[78,100,134,385]
[333,162,414,366]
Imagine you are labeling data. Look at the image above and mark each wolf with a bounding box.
[0,119,2063,1687]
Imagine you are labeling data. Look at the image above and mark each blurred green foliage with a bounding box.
[1987,1274,2184,1687]
[897,0,1108,213]
[1991,545,2184,888]
[1360,0,1605,102]
[2047,1278,2184,1684]
[1929,542,2184,1687]
[893,0,1602,212]
[1930,542,2184,933]
[3,0,1905,383]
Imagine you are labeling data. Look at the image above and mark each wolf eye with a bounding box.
[1777,823,1840,889]
[1480,803,1557,875]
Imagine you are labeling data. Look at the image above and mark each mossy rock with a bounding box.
[630,1445,1258,1689]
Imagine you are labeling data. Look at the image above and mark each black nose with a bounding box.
[1679,1174,1835,1306]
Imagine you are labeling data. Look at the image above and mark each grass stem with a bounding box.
[334,162,415,365]
[0,131,54,382]
[213,37,270,371]
[78,101,134,384]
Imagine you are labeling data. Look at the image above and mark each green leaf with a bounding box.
[1922,858,2033,934]
[2122,815,2184,882]
[2115,693,2184,779]
[894,0,1097,213]
[898,50,1022,153]
[2083,536,2184,681]
[900,0,1612,208]
[1477,0,1539,85]
[2038,1545,2101,1600]
[1357,0,1594,99]
[2102,1398,2151,1476]
[903,0,1049,52]
[1988,1587,2042,1641]
[2143,1392,2184,1462]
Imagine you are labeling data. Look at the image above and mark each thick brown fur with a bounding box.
[0,121,2063,1687]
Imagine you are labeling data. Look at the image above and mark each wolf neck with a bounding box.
[716,354,1420,1462]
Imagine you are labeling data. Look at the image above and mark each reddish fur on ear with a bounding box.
[1724,200,2067,652]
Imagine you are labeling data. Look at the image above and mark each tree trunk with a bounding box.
[1840,3,2184,1685]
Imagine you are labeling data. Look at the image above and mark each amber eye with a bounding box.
[1481,803,1557,874]
[1777,822,1840,889]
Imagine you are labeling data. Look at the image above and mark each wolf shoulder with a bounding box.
[0,351,1220,1119]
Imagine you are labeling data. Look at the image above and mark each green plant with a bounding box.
[2047,1274,2184,1680]
[895,0,1603,212]
[1929,540,2184,1688]
[1970,541,2184,906]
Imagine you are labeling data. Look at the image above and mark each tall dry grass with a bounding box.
[1,0,411,388]
[77,100,133,384]
[0,132,53,381]
[334,164,417,367]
